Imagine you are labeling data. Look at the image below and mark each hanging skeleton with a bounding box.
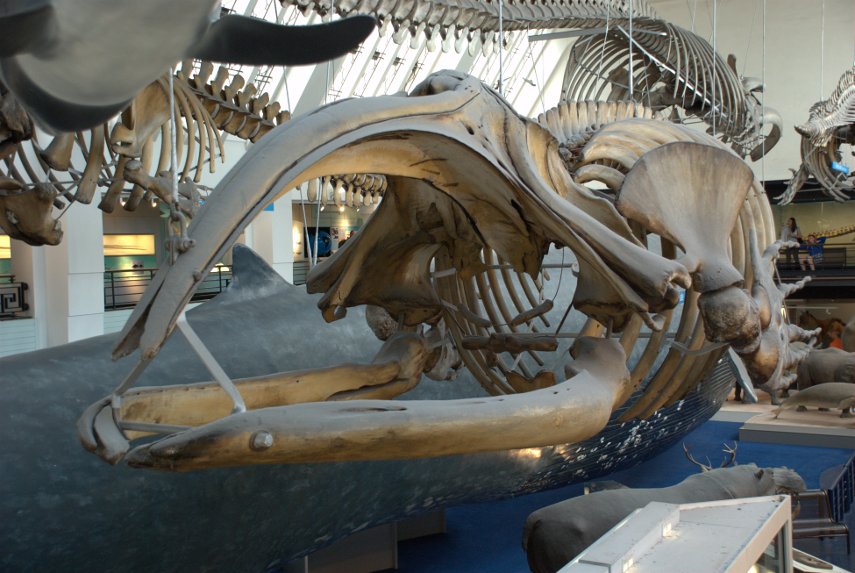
[561,26,781,161]
[281,0,782,157]
[779,66,855,203]
[0,62,386,247]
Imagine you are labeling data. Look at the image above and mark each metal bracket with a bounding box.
[176,310,247,414]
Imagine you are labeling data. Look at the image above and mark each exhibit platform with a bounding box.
[715,391,855,449]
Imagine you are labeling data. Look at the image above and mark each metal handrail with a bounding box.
[0,278,29,317]
[777,245,855,271]
[104,266,231,311]
[825,453,855,523]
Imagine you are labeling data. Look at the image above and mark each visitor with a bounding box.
[827,318,845,350]
[799,234,826,271]
[338,230,356,249]
[779,217,802,268]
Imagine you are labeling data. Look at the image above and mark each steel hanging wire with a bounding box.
[169,67,180,264]
[498,0,504,96]
[761,0,766,190]
[711,0,717,138]
[628,0,634,101]
[820,0,825,100]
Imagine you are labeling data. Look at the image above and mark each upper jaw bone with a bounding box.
[112,71,688,365]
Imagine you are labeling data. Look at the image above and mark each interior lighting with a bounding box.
[103,234,155,256]
[0,235,10,259]
[338,206,344,213]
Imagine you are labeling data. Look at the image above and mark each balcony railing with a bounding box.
[777,245,855,274]
[104,266,232,311]
[0,274,29,318]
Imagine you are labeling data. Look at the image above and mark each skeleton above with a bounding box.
[780,66,855,204]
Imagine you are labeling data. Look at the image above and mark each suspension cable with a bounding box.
[498,0,504,96]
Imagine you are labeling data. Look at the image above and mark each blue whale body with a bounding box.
[0,245,733,572]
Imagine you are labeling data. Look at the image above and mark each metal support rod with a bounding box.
[168,68,180,265]
[628,0,634,100]
[314,178,324,266]
[527,27,664,42]
[712,0,717,137]
[498,0,504,96]
[119,421,193,435]
[299,183,314,266]
[597,0,612,80]
[820,0,825,99]
[761,0,767,188]
[176,311,246,414]
[110,357,154,422]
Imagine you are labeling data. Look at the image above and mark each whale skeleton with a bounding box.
[74,71,815,471]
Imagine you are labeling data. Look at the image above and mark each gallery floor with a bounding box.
[384,408,855,573]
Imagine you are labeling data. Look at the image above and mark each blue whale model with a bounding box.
[0,245,733,572]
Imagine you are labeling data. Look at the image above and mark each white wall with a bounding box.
[650,0,855,181]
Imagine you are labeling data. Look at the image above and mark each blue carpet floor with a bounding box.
[385,420,854,573]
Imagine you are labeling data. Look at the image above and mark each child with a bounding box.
[800,234,826,271]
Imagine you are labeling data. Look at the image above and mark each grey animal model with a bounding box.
[775,382,855,418]
[797,347,855,390]
[523,465,806,573]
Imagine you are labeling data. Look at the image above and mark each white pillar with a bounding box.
[9,239,48,348]
[271,191,295,283]
[249,207,274,265]
[42,202,105,345]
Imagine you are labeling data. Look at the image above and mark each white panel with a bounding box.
[0,318,37,357]
[67,272,106,317]
[272,262,294,283]
[67,313,104,343]
[103,309,135,334]
[251,210,274,264]
[64,202,105,275]
[272,193,295,271]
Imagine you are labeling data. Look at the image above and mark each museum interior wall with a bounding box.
[0,0,853,356]
[2,2,855,572]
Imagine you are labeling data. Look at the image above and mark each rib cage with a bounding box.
[432,102,776,420]
[0,62,388,244]
[561,21,778,160]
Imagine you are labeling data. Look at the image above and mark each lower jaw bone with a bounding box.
[125,337,631,471]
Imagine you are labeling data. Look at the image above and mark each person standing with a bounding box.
[780,217,802,268]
